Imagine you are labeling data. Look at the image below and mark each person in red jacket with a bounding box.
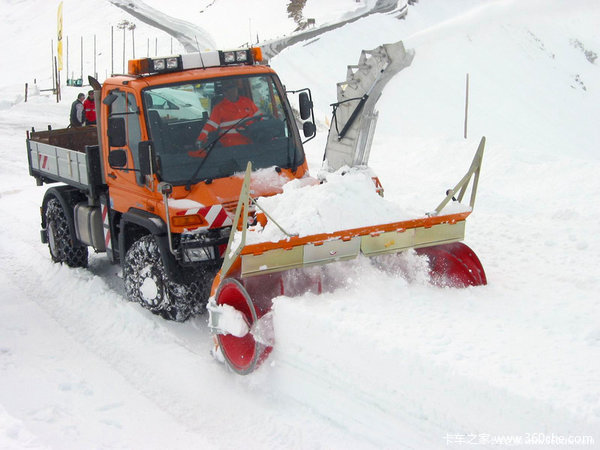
[190,79,260,157]
[83,90,96,125]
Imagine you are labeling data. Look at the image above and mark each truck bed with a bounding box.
[27,126,103,194]
[29,126,98,152]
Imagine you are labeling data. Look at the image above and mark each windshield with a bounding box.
[142,74,304,184]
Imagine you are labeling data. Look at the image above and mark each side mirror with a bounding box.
[108,149,127,168]
[303,121,316,138]
[138,141,154,177]
[299,92,312,120]
[102,92,119,106]
[107,117,126,147]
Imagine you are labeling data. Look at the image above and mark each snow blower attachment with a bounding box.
[208,136,487,374]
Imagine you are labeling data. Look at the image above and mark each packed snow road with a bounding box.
[2,114,598,448]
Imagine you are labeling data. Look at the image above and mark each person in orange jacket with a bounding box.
[83,90,96,125]
[190,79,260,157]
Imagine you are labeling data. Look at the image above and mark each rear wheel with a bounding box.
[45,197,88,268]
[123,234,205,321]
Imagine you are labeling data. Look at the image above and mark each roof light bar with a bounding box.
[127,47,263,75]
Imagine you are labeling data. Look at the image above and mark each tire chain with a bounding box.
[45,198,88,268]
[123,234,208,322]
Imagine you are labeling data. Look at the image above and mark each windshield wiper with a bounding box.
[185,114,250,191]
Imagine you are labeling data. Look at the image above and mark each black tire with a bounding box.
[45,197,88,268]
[123,234,206,322]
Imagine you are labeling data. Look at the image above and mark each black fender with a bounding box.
[41,186,86,245]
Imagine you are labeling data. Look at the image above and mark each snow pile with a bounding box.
[252,168,413,239]
[247,166,308,194]
[246,166,465,244]
[244,166,471,244]
[208,303,250,338]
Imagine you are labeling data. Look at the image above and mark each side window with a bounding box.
[250,77,284,120]
[109,91,142,180]
[126,93,141,168]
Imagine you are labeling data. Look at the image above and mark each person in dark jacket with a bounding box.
[70,93,85,127]
[83,90,96,125]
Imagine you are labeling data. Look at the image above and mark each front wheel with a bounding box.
[123,234,204,321]
[45,197,88,268]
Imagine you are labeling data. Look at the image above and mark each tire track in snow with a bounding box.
[0,188,26,199]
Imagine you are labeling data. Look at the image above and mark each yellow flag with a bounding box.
[57,1,63,71]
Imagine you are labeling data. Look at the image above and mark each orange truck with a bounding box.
[27,46,486,374]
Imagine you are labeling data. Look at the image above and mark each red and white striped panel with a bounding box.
[185,205,233,229]
[102,202,112,251]
[38,154,49,170]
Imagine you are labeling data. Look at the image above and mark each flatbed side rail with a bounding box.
[27,139,90,189]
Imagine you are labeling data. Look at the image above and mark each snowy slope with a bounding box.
[2,0,600,448]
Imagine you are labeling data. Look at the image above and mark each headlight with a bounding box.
[235,50,248,62]
[153,59,166,71]
[183,246,216,262]
[220,49,251,65]
[223,51,236,63]
[166,57,179,70]
[179,227,231,264]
